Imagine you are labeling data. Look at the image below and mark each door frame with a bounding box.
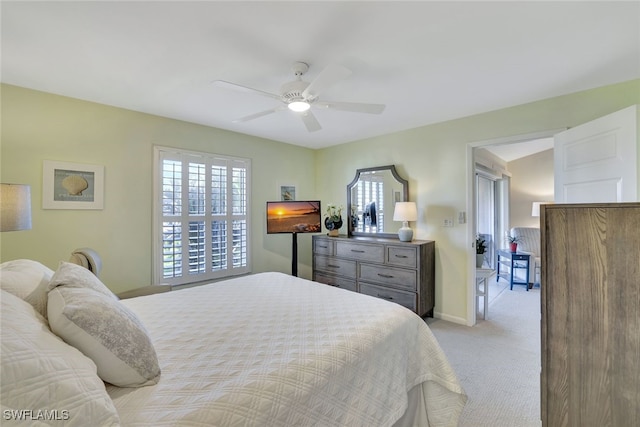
[465,128,565,326]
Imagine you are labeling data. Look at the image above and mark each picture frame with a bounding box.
[42,160,104,209]
[278,184,296,201]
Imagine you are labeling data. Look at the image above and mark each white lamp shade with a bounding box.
[532,201,553,217]
[393,202,417,242]
[393,202,418,222]
[0,184,32,231]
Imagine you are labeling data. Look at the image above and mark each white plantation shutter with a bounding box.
[154,147,250,285]
[353,173,384,233]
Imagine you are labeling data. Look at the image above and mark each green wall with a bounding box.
[314,79,640,323]
[0,84,318,293]
[2,79,639,323]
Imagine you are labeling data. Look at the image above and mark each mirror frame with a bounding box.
[347,165,409,238]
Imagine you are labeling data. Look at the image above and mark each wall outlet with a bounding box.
[443,218,454,227]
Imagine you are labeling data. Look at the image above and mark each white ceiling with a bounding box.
[2,1,638,150]
[484,137,555,162]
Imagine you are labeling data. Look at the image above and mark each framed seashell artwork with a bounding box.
[42,160,104,209]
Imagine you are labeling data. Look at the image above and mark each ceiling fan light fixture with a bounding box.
[288,101,310,112]
[218,62,385,132]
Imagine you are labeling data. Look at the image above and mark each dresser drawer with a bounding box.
[312,237,435,318]
[314,255,357,278]
[314,273,357,292]
[360,282,416,311]
[313,238,334,256]
[387,246,417,268]
[359,263,417,292]
[336,241,384,263]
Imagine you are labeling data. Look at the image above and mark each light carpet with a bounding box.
[427,281,541,427]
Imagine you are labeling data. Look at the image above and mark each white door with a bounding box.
[554,105,637,203]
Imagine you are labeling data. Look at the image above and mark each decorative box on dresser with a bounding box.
[312,235,435,317]
[540,203,640,427]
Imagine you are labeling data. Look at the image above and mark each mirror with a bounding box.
[347,165,408,238]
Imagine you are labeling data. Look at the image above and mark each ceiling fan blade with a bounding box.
[299,110,321,132]
[213,80,281,101]
[233,106,285,123]
[302,64,352,99]
[315,101,386,114]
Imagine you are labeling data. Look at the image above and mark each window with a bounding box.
[475,168,509,269]
[476,174,496,268]
[153,147,250,285]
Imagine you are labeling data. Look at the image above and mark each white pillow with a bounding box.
[0,259,53,317]
[47,262,161,387]
[0,289,121,426]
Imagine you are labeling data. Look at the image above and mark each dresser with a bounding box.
[541,203,640,427]
[312,235,435,317]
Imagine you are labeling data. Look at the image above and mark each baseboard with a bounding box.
[433,310,467,325]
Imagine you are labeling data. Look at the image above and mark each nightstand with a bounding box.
[496,250,530,291]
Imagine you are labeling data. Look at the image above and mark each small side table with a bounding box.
[476,268,495,320]
[496,250,531,291]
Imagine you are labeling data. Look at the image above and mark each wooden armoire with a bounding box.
[540,203,640,427]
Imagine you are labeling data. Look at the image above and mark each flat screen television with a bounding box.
[266,200,322,234]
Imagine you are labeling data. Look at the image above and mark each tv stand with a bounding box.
[291,232,298,277]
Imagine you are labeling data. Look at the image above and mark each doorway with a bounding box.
[466,129,562,326]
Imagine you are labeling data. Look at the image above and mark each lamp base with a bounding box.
[397,226,413,242]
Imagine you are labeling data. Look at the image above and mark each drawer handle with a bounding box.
[394,255,408,258]
[350,249,365,253]
[377,294,394,301]
[377,273,394,278]
[318,245,328,249]
[327,264,341,269]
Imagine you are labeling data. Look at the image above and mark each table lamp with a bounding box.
[0,184,32,231]
[532,201,553,217]
[393,202,417,242]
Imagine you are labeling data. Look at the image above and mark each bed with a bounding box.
[1,259,466,426]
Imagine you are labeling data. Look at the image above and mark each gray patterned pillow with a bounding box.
[47,262,161,387]
[47,261,115,297]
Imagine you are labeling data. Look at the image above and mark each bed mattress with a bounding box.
[106,272,466,426]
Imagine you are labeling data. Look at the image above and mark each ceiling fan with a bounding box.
[213,62,385,132]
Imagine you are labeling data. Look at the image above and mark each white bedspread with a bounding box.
[107,272,466,426]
